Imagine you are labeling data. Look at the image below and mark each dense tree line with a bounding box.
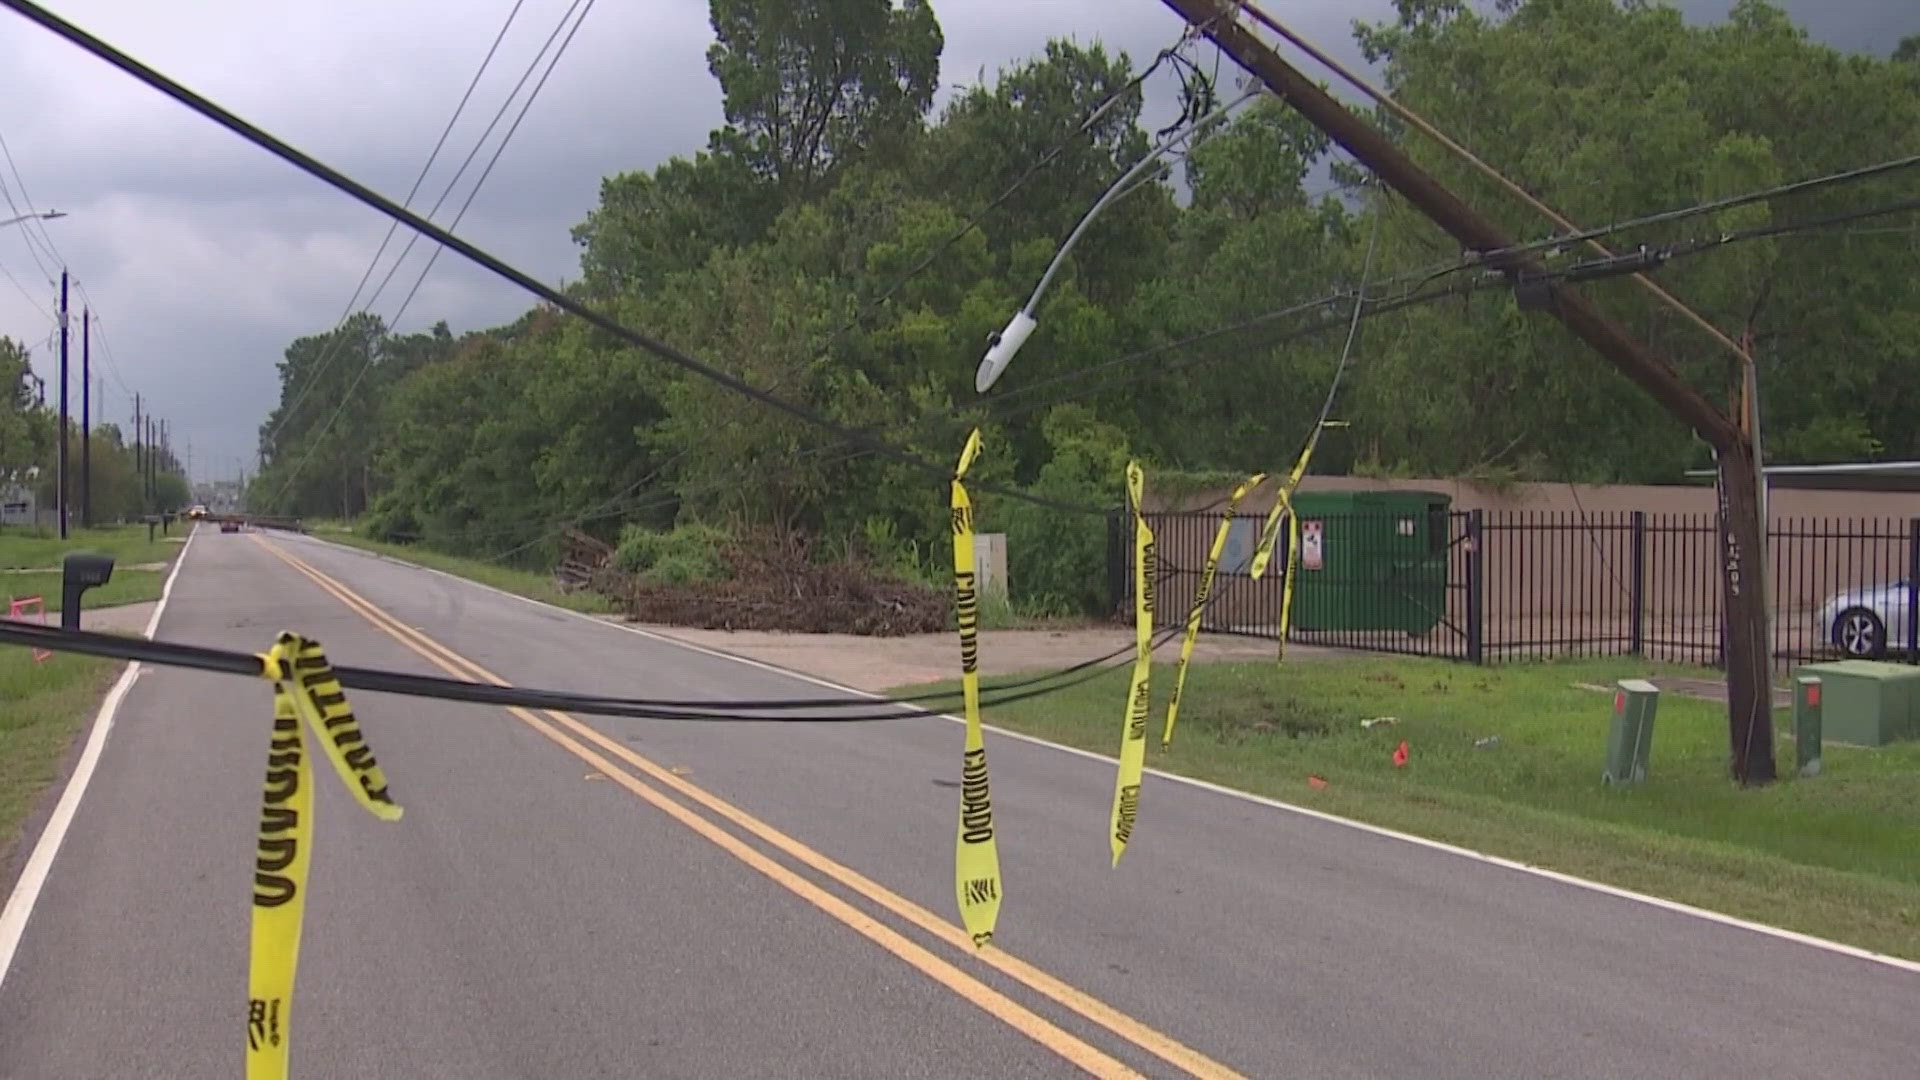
[248,0,1920,612]
[2,335,189,525]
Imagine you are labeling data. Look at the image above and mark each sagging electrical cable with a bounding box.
[0,618,1161,723]
[268,0,597,512]
[975,86,1264,392]
[1464,154,1920,267]
[265,0,531,451]
[836,32,1192,333]
[0,0,1106,519]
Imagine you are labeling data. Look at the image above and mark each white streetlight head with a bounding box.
[975,310,1037,393]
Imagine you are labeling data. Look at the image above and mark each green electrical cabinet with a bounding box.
[1604,679,1660,787]
[1287,490,1451,636]
[1793,660,1920,747]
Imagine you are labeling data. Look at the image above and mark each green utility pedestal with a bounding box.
[1794,675,1822,778]
[1603,679,1659,787]
[1794,661,1919,747]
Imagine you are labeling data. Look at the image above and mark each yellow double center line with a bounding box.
[254,536,1245,1080]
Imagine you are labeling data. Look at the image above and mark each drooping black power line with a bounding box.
[263,0,532,451]
[267,0,596,510]
[0,0,1104,515]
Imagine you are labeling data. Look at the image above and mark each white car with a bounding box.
[1819,582,1911,658]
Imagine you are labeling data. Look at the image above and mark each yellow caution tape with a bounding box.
[1247,495,1288,582]
[1110,461,1154,867]
[949,429,1002,948]
[280,634,402,821]
[248,679,310,1080]
[1250,412,1338,581]
[1163,472,1263,748]
[249,633,402,1080]
[1250,420,1339,660]
[1276,492,1303,664]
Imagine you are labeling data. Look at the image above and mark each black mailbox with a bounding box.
[62,552,115,631]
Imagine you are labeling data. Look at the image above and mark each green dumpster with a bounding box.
[1287,490,1451,636]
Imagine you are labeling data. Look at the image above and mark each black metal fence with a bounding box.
[1116,509,1920,669]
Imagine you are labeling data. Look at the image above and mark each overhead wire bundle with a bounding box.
[8,0,1917,720]
[0,0,1353,719]
[266,0,592,507]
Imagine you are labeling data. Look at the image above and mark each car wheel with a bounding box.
[1834,607,1888,659]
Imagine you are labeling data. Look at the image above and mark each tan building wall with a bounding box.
[1148,474,1920,520]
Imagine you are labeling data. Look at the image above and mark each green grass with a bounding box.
[976,588,1094,631]
[2,570,164,612]
[0,524,173,858]
[0,644,118,857]
[0,524,182,570]
[892,654,1920,960]
[317,526,612,614]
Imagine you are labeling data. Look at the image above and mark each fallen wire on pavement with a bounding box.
[0,618,1190,724]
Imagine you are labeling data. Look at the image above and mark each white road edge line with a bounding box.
[0,525,199,986]
[298,533,1920,976]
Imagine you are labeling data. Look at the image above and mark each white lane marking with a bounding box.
[296,533,1920,976]
[0,525,200,986]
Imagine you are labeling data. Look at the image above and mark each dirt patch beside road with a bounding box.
[613,622,1330,693]
[83,602,158,636]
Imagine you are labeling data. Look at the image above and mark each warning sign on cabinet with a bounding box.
[1302,520,1324,570]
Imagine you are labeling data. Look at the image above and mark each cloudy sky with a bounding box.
[0,0,1902,483]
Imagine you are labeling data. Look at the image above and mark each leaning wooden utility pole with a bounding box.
[1163,0,1777,783]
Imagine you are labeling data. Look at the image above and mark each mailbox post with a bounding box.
[61,552,115,631]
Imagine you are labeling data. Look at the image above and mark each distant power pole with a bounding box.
[56,271,68,539]
[81,306,92,528]
[133,392,143,491]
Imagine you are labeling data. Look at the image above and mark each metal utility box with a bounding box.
[1603,679,1660,786]
[1286,490,1451,636]
[1794,660,1919,747]
[972,533,1008,600]
[1793,675,1823,777]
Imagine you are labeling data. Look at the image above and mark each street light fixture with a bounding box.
[974,91,1261,393]
[0,209,66,229]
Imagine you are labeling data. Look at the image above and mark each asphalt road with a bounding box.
[1,527,1914,1078]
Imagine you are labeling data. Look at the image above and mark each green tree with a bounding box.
[989,405,1131,615]
[1345,0,1920,480]
[368,330,552,555]
[0,336,41,487]
[705,0,943,197]
[1125,98,1351,472]
[255,314,456,518]
[570,151,769,299]
[920,41,1148,236]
